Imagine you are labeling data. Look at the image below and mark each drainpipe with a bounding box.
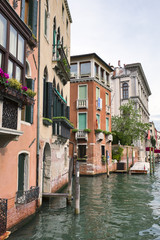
[36,0,41,187]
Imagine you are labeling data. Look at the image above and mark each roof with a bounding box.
[71,53,114,72]
[64,0,72,23]
[125,63,151,96]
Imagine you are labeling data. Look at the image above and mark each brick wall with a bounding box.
[7,201,37,230]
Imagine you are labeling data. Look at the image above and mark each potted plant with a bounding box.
[43,118,52,126]
[84,128,91,133]
[72,128,78,133]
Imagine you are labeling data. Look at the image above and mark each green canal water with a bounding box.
[10,164,160,240]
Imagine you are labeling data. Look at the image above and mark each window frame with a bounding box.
[78,112,87,130]
[80,61,91,77]
[122,82,129,99]
[78,84,88,100]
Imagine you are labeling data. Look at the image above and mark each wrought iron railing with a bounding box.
[0,198,7,236]
[54,44,70,84]
[16,186,39,205]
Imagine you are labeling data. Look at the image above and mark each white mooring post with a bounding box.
[75,160,80,214]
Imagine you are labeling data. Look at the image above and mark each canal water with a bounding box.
[10,164,160,240]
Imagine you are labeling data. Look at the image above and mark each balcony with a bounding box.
[53,44,70,85]
[15,186,39,205]
[52,117,74,139]
[106,105,111,114]
[0,198,7,236]
[75,130,88,141]
[76,99,88,109]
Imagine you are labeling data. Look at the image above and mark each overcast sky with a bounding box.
[67,0,160,130]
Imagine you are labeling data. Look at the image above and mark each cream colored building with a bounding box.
[38,0,72,195]
[111,62,151,161]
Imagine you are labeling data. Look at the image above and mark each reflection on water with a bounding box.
[10,165,160,240]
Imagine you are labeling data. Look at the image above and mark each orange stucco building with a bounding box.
[0,0,39,235]
[70,53,114,175]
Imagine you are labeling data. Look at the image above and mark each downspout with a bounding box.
[36,0,41,187]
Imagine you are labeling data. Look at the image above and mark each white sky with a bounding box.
[67,0,160,130]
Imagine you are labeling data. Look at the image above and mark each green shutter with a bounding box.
[66,106,70,119]
[18,154,25,192]
[106,118,109,131]
[46,82,52,119]
[79,113,86,129]
[79,86,87,99]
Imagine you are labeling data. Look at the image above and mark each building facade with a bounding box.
[111,62,151,161]
[0,0,39,235]
[38,0,72,195]
[70,53,114,175]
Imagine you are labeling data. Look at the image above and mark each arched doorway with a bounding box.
[43,143,51,193]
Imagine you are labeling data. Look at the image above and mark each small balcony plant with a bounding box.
[83,128,91,133]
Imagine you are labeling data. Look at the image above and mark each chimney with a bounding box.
[118,60,121,67]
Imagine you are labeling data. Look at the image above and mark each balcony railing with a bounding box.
[53,44,70,84]
[75,130,88,141]
[0,198,7,236]
[52,117,74,139]
[106,105,111,114]
[15,186,39,205]
[76,99,88,109]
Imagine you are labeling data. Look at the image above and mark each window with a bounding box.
[96,114,100,129]
[0,52,2,68]
[18,35,24,64]
[101,68,104,81]
[78,145,86,159]
[95,63,99,78]
[80,62,91,76]
[106,72,109,86]
[10,25,17,57]
[16,66,21,81]
[101,145,105,156]
[0,13,7,48]
[71,63,77,78]
[8,60,13,78]
[79,85,87,100]
[78,113,87,129]
[106,118,109,131]
[122,83,129,99]
[62,4,64,22]
[18,153,29,193]
[53,17,56,55]
[66,19,69,34]
[44,0,49,37]
[96,87,100,100]
[106,93,109,106]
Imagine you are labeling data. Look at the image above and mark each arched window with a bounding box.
[18,153,29,193]
[44,0,49,37]
[122,83,129,99]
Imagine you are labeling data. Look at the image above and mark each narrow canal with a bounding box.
[10,164,160,240]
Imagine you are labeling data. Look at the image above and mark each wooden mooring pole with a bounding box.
[150,147,152,175]
[75,160,80,214]
[153,148,155,174]
[67,157,73,205]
